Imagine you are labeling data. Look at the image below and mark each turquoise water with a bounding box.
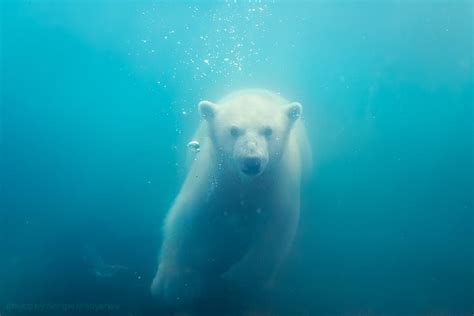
[1,1,473,315]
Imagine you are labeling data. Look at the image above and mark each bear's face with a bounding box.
[199,94,302,178]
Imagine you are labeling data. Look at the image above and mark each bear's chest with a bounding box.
[208,192,271,240]
[204,204,267,263]
[199,181,277,254]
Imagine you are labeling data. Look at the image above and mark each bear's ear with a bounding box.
[198,100,217,121]
[286,102,303,122]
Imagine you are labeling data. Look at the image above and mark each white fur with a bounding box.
[151,89,311,304]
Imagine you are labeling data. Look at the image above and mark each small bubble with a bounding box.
[187,140,200,153]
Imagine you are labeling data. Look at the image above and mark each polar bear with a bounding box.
[151,89,311,304]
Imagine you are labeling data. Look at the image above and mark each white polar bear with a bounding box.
[151,89,311,304]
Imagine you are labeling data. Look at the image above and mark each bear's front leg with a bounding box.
[150,202,208,305]
[151,259,205,305]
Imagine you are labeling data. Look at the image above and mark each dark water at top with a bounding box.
[1,1,472,315]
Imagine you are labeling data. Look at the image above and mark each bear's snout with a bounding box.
[242,157,262,175]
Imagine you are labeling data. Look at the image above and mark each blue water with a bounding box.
[1,1,472,315]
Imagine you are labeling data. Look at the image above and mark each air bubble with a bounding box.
[187,140,200,153]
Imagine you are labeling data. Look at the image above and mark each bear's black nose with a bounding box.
[242,157,261,175]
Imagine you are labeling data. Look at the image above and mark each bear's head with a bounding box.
[198,90,302,179]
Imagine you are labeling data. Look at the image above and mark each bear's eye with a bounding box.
[230,126,241,137]
[262,127,273,137]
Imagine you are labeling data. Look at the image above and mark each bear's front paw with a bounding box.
[151,271,204,305]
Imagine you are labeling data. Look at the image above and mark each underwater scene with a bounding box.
[1,1,473,315]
